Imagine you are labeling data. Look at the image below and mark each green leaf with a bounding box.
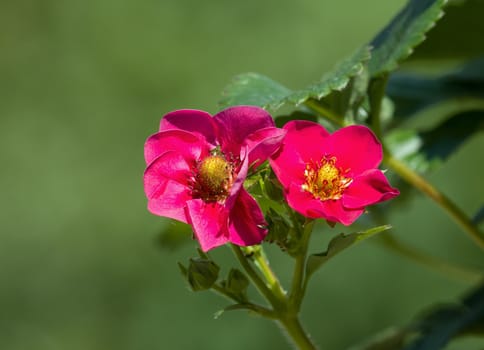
[219,47,371,112]
[348,327,409,350]
[306,225,392,277]
[404,282,484,350]
[219,73,291,111]
[408,0,484,61]
[368,0,446,76]
[279,46,371,109]
[387,58,484,120]
[350,282,484,349]
[472,206,484,226]
[274,110,319,128]
[385,112,484,175]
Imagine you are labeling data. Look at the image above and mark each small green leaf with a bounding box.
[306,225,392,277]
[187,258,220,292]
[368,0,447,76]
[219,47,371,113]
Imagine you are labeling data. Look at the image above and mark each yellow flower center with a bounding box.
[195,155,233,202]
[302,156,352,201]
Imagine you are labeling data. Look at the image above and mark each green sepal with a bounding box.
[224,268,250,302]
[187,258,220,292]
[214,303,267,319]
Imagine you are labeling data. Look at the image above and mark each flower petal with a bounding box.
[282,120,331,162]
[285,183,327,219]
[144,151,193,187]
[224,146,249,211]
[144,129,207,165]
[270,120,329,188]
[326,125,383,175]
[342,169,400,209]
[186,199,230,252]
[285,183,364,225]
[143,151,193,222]
[159,109,217,146]
[228,189,267,246]
[318,200,364,226]
[244,127,287,169]
[146,180,191,223]
[214,106,275,156]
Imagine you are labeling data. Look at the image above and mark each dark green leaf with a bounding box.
[368,0,446,76]
[408,0,484,61]
[306,225,392,277]
[219,47,370,112]
[351,282,484,350]
[472,206,484,226]
[387,58,484,120]
[404,282,484,350]
[385,112,484,175]
[348,327,409,350]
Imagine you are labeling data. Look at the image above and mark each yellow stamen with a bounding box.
[302,156,352,201]
[195,155,233,202]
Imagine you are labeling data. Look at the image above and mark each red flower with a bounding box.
[270,121,399,225]
[144,106,286,251]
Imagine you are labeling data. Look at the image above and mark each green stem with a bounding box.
[289,220,314,310]
[210,284,276,318]
[248,246,287,301]
[377,234,483,283]
[231,245,284,308]
[305,99,345,126]
[278,316,318,350]
[384,153,484,250]
[231,245,318,349]
[367,74,389,138]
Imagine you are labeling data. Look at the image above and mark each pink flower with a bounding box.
[144,106,286,251]
[270,121,399,225]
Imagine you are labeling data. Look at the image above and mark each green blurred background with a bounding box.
[1,0,483,349]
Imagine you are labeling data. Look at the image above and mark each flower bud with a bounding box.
[187,258,220,291]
